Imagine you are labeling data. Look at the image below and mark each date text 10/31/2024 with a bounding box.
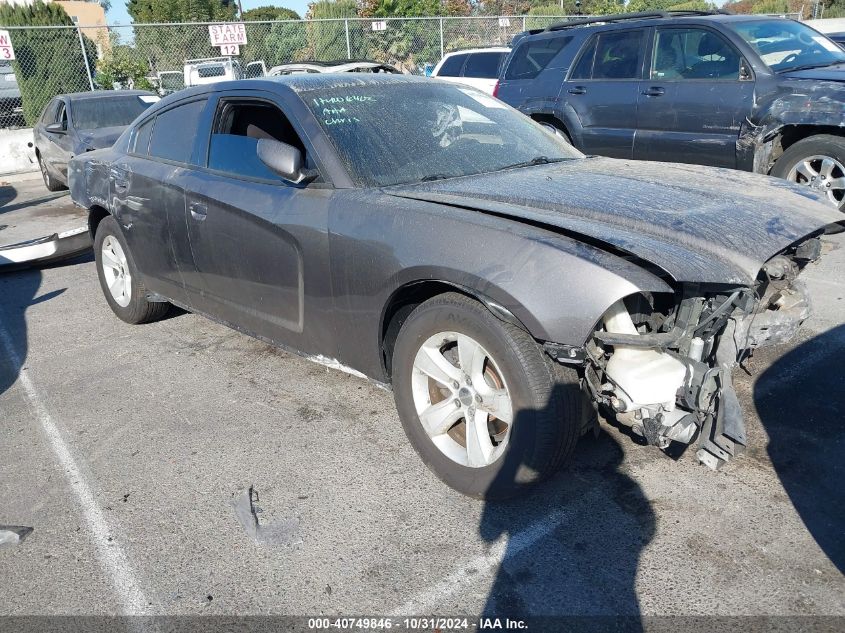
[306,617,528,630]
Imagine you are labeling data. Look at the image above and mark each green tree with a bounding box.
[126,0,238,73]
[96,43,154,90]
[305,0,363,60]
[0,0,97,125]
[240,5,304,65]
[242,5,301,20]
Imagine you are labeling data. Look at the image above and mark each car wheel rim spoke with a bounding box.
[101,236,131,307]
[411,331,512,468]
[415,341,461,388]
[419,398,463,438]
[466,407,495,467]
[479,388,513,424]
[794,160,817,182]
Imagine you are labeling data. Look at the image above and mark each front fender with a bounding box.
[328,192,672,380]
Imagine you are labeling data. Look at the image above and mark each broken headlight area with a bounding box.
[578,238,819,470]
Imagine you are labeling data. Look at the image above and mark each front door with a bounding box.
[181,95,333,351]
[635,27,754,168]
[561,28,648,159]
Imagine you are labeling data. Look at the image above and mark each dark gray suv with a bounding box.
[496,11,845,210]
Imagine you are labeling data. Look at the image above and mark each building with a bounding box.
[0,1,110,57]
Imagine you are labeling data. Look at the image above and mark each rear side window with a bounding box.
[571,30,645,80]
[592,30,645,79]
[462,52,506,78]
[132,118,154,155]
[570,37,597,79]
[148,99,206,164]
[437,53,467,77]
[505,36,571,80]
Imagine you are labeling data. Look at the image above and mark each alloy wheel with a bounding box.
[100,235,132,308]
[786,154,845,209]
[410,331,513,468]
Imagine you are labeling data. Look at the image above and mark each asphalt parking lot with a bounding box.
[0,185,843,627]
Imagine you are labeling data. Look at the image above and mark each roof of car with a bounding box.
[61,90,156,101]
[525,10,794,37]
[442,47,511,56]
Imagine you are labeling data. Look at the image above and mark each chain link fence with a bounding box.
[0,13,802,129]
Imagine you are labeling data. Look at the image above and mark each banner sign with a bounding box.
[0,30,15,61]
[208,23,247,47]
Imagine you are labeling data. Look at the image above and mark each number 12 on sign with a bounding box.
[221,44,240,56]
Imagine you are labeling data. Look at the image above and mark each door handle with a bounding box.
[567,86,587,95]
[641,86,666,97]
[189,201,208,221]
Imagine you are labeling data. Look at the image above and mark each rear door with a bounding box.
[561,28,647,158]
[635,26,754,168]
[111,97,208,306]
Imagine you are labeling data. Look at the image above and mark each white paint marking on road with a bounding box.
[390,509,567,615]
[0,321,151,615]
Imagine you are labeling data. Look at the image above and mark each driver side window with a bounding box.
[652,28,741,80]
[207,99,312,182]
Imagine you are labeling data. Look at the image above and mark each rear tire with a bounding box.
[391,292,585,499]
[771,134,845,211]
[94,215,169,324]
[38,154,66,192]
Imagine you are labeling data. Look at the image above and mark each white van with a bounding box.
[183,57,243,87]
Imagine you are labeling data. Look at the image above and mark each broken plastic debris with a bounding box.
[231,486,301,546]
[0,525,33,548]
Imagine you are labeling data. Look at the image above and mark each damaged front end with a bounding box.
[579,237,821,470]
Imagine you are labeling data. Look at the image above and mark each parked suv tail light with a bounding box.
[492,81,500,98]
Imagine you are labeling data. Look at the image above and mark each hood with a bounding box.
[779,63,845,82]
[386,157,843,285]
[77,126,126,151]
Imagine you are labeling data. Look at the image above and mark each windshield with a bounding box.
[729,19,845,72]
[301,81,582,187]
[71,95,156,130]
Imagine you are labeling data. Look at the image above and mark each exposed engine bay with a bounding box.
[578,236,822,469]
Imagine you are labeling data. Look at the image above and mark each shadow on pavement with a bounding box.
[478,384,653,630]
[0,267,42,399]
[754,325,845,574]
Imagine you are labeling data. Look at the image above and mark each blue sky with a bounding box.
[106,0,311,25]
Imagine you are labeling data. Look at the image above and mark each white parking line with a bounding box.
[390,509,567,615]
[0,321,151,615]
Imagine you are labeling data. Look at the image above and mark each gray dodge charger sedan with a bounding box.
[69,75,843,498]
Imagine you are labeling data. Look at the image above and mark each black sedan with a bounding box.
[34,90,159,191]
[69,75,843,498]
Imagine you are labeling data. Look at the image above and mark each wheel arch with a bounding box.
[87,205,111,241]
[379,279,533,380]
[530,113,573,143]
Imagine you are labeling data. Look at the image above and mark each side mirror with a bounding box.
[45,122,66,134]
[257,138,310,184]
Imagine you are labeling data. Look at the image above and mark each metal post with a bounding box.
[522,16,526,31]
[439,17,444,59]
[345,19,351,60]
[77,26,94,91]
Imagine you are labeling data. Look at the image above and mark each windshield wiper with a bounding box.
[493,156,567,172]
[776,61,843,73]
[420,174,450,182]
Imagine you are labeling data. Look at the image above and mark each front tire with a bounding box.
[771,135,845,211]
[94,215,169,324]
[391,292,585,499]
